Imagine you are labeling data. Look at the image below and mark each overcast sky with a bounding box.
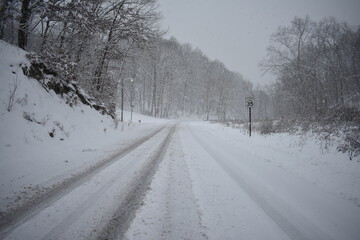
[157,0,360,86]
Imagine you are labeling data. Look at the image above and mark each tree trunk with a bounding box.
[75,33,87,63]
[40,20,50,52]
[183,82,187,116]
[59,22,68,50]
[93,4,122,92]
[18,0,31,50]
[151,62,157,117]
[0,0,12,39]
[141,78,146,113]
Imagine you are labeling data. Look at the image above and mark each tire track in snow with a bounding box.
[0,124,168,239]
[161,146,208,240]
[187,124,334,240]
[125,125,208,240]
[97,124,176,240]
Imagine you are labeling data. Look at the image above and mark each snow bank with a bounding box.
[0,40,167,212]
[206,122,360,207]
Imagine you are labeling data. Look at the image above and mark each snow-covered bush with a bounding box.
[337,131,360,160]
[325,107,360,126]
[258,120,274,135]
[229,106,360,160]
[2,76,21,112]
[22,52,115,119]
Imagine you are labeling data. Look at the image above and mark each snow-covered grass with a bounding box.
[202,122,360,207]
[0,40,168,212]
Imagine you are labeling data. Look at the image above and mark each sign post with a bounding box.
[245,97,255,137]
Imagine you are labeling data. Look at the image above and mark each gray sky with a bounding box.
[157,0,360,86]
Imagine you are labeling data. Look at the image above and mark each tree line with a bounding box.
[119,37,254,120]
[1,0,254,120]
[262,16,360,119]
[1,2,358,122]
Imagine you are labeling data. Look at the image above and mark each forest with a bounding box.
[1,0,359,126]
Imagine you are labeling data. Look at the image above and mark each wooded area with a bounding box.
[1,1,359,122]
[262,16,360,119]
[0,0,255,121]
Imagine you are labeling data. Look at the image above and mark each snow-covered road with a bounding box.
[1,124,175,240]
[127,121,360,240]
[1,121,360,240]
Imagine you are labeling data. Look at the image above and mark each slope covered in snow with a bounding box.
[0,40,167,214]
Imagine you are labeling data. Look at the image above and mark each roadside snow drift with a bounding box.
[0,40,167,213]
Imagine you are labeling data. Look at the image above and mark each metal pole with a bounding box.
[130,106,133,123]
[130,79,133,123]
[249,107,252,137]
[121,79,124,122]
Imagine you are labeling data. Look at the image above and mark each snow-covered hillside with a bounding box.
[0,40,167,213]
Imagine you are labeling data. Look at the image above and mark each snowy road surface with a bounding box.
[1,121,360,240]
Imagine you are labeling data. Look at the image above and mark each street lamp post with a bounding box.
[120,79,124,122]
[130,78,134,124]
[120,78,133,122]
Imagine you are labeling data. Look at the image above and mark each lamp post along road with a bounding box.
[121,80,124,122]
[130,78,134,124]
[120,78,134,122]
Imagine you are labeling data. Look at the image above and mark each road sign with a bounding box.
[245,97,255,108]
[245,96,254,137]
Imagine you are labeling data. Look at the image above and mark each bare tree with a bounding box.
[262,16,360,119]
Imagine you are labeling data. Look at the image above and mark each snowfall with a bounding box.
[1,40,360,240]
